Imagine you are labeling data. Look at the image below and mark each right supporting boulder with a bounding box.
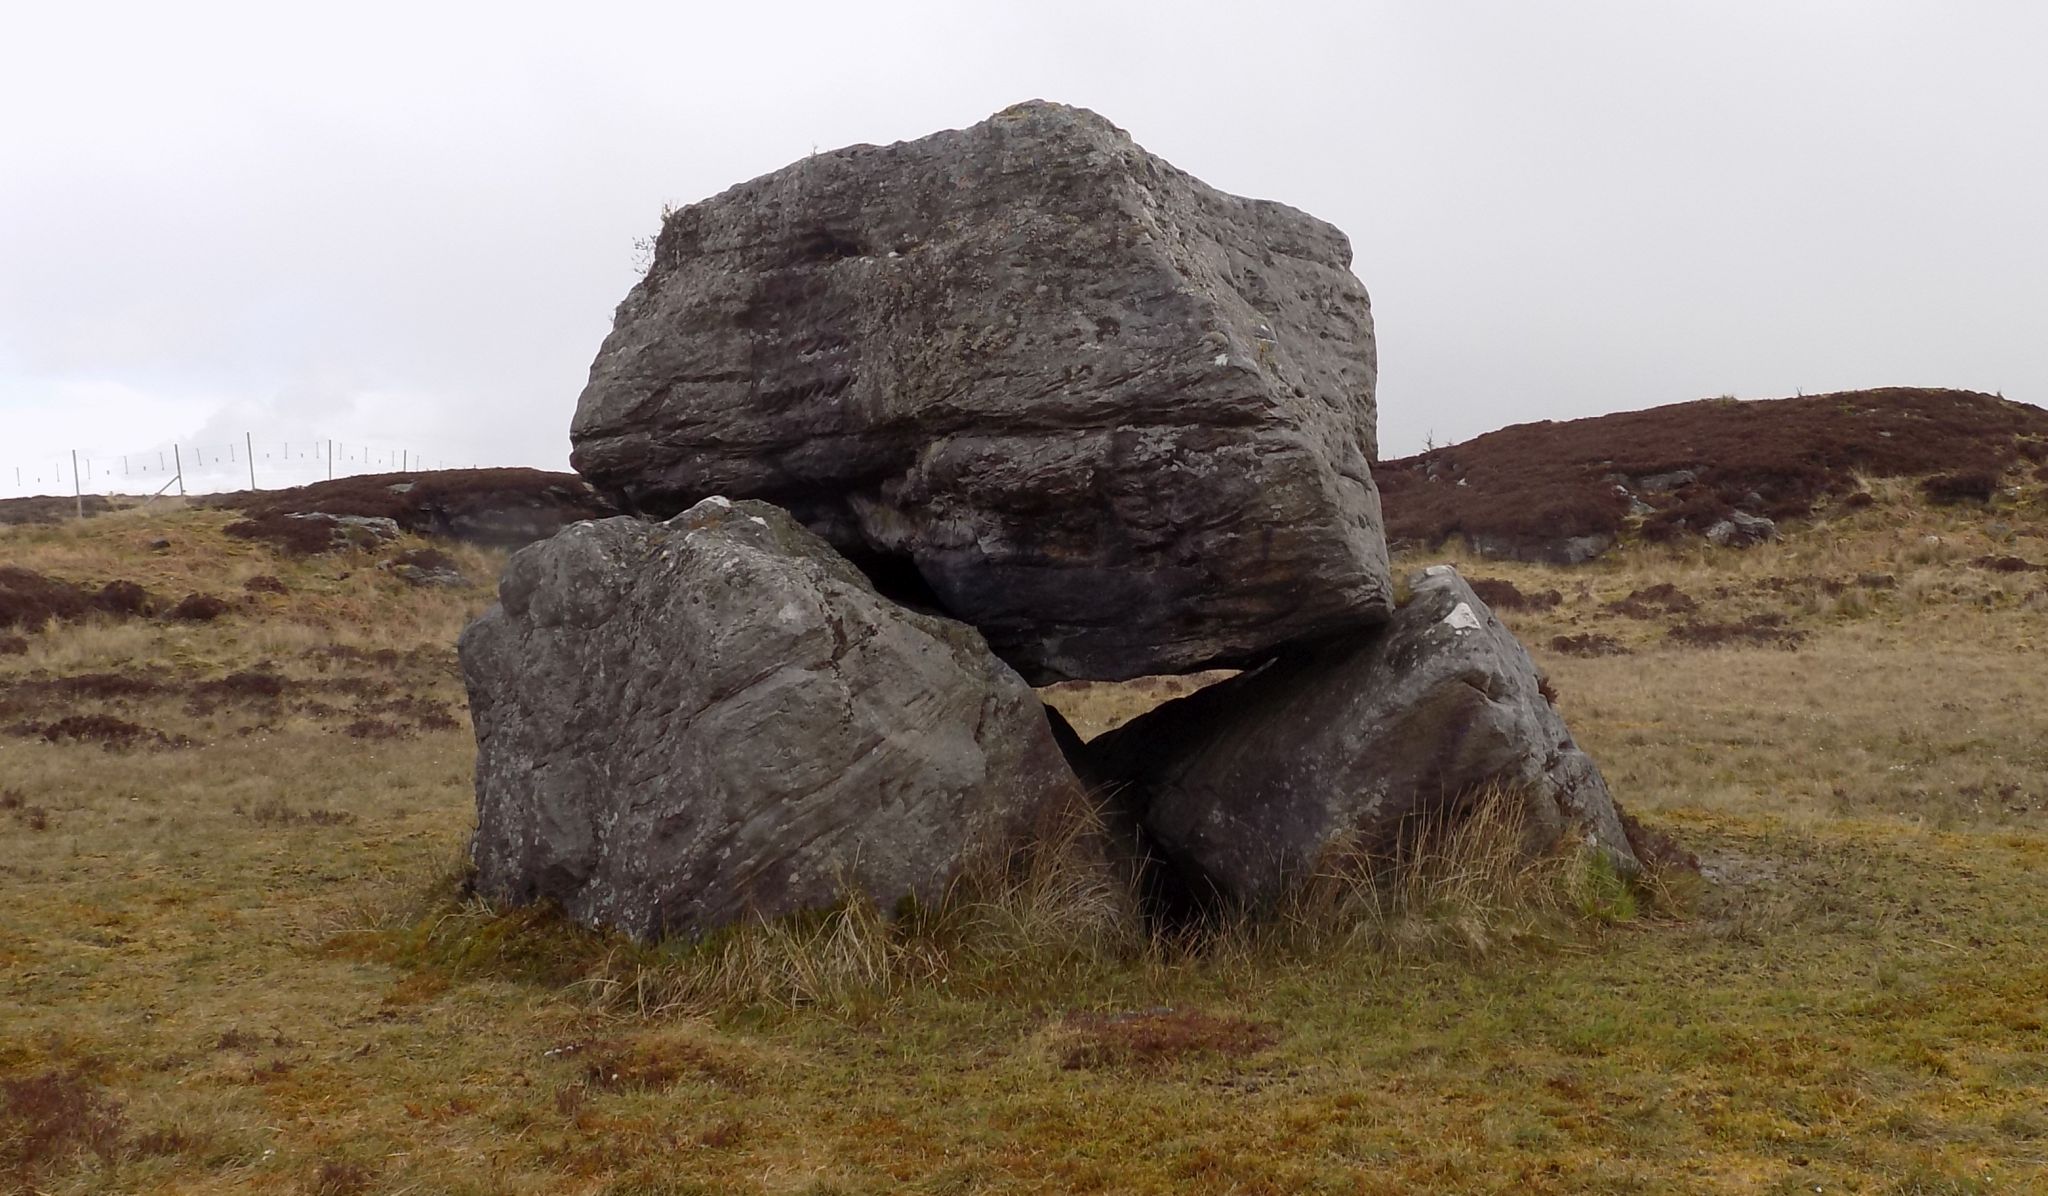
[1084,565,1639,912]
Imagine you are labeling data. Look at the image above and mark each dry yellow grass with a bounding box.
[3,488,2046,1194]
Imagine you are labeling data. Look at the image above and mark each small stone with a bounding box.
[1705,511,1778,548]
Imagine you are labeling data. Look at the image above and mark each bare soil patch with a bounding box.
[1550,633,1631,657]
[1468,577,1563,611]
[1666,614,1807,650]
[1605,583,1697,619]
[1056,1009,1277,1071]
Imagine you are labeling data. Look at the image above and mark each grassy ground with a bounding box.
[3,486,2046,1194]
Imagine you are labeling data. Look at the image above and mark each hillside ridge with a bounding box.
[1377,387,2048,563]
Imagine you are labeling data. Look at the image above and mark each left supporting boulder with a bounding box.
[460,497,1088,940]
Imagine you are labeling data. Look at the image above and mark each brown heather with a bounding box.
[1377,386,2048,551]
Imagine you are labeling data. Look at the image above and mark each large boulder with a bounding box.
[460,497,1087,940]
[570,100,1390,683]
[1086,566,1637,911]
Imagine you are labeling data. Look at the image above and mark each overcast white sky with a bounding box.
[3,1,2043,496]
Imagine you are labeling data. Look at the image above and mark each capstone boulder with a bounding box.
[460,497,1088,940]
[569,100,1390,683]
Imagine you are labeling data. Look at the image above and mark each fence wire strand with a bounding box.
[3,435,490,500]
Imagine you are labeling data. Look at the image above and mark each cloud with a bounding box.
[3,1,2043,501]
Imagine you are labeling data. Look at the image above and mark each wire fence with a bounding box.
[2,435,500,503]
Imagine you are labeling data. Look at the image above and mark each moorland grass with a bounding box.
[2,493,2046,1193]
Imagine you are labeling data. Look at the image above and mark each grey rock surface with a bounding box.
[1468,531,1615,566]
[288,512,401,551]
[460,496,1086,940]
[388,562,469,588]
[407,481,611,550]
[569,100,1390,683]
[1086,566,1637,911]
[1705,510,1778,548]
[1632,469,1698,493]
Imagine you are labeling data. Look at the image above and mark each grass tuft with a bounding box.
[1258,783,1634,963]
[377,785,1653,1020]
[379,799,1145,1016]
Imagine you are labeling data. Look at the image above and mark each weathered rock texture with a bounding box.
[1086,566,1638,911]
[460,497,1085,939]
[570,100,1389,683]
[1704,510,1778,548]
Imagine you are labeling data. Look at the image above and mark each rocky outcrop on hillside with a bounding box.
[216,469,611,553]
[460,498,1088,941]
[569,100,1390,684]
[1083,567,1637,911]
